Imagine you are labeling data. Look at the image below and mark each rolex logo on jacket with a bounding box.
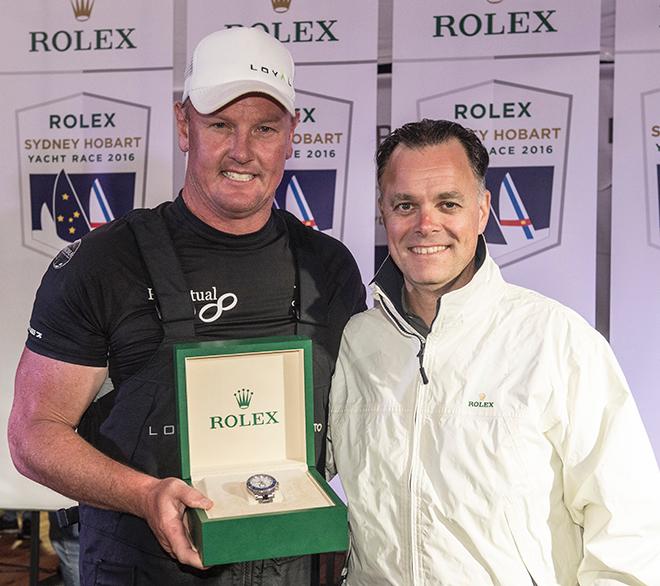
[468,393,495,408]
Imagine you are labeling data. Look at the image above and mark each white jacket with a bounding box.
[327,250,660,586]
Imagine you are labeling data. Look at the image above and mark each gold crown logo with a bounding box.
[271,0,291,13]
[479,393,486,401]
[70,0,95,21]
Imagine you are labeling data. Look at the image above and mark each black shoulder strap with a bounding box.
[126,209,195,338]
[279,210,329,326]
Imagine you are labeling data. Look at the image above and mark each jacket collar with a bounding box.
[373,236,506,331]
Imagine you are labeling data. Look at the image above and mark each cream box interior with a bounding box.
[182,348,334,520]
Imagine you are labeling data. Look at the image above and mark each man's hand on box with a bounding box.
[142,477,214,569]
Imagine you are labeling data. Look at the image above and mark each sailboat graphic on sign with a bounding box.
[498,172,535,245]
[52,170,91,242]
[89,178,115,228]
[285,174,319,230]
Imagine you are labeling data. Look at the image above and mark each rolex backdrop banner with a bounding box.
[393,1,600,60]
[391,0,601,324]
[186,0,378,287]
[610,1,660,457]
[0,0,171,72]
[0,1,173,509]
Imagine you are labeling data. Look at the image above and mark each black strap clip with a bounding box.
[55,506,79,528]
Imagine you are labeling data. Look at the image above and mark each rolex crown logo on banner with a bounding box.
[271,0,291,14]
[69,0,95,21]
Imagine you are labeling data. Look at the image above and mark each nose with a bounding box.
[228,130,253,164]
[415,205,440,236]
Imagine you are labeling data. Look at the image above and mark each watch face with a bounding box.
[247,474,277,493]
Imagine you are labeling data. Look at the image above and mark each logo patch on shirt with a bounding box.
[27,325,43,339]
[52,238,81,269]
[468,393,495,408]
[146,286,239,323]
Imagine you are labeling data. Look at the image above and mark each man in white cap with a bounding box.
[9,27,365,584]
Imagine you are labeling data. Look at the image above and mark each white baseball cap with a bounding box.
[183,27,296,116]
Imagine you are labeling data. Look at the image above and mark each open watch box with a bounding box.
[174,336,348,566]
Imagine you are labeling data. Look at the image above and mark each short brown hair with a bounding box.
[376,119,489,195]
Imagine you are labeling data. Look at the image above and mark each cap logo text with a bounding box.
[250,64,293,87]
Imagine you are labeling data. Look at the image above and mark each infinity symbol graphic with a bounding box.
[198,293,238,323]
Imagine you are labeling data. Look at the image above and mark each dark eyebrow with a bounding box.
[389,193,414,203]
[204,113,286,126]
[437,191,464,201]
[386,190,466,204]
[255,116,286,125]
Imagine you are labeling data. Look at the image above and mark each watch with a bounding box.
[246,473,279,503]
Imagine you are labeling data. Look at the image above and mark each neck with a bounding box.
[404,287,440,328]
[404,257,477,327]
[181,188,272,235]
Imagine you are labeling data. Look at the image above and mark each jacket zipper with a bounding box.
[409,350,428,585]
[417,340,429,384]
[375,286,430,583]
[378,292,429,386]
[409,320,430,583]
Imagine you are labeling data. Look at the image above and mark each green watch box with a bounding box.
[174,335,348,566]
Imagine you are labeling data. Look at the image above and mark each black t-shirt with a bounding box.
[27,196,297,386]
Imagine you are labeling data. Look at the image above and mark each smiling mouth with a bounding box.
[222,171,256,182]
[410,245,449,255]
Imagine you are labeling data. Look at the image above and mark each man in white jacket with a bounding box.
[327,119,660,585]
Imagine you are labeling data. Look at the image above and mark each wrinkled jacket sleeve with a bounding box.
[550,327,660,585]
[325,419,337,482]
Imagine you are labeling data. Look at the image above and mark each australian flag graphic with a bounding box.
[484,166,553,247]
[274,170,336,232]
[30,170,135,243]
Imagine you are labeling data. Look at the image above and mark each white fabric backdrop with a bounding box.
[0,0,657,511]
[0,0,174,509]
[610,0,660,458]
